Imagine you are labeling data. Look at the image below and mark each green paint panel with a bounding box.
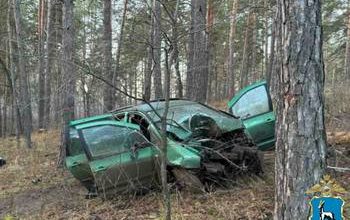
[65,153,92,182]
[166,140,201,169]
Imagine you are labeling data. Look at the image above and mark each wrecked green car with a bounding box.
[66,99,264,195]
[228,80,275,151]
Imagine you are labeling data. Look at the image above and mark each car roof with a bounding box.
[75,120,140,130]
[69,113,113,127]
[113,99,200,113]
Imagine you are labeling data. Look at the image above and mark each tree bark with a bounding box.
[186,0,195,99]
[59,0,75,166]
[7,1,20,143]
[239,11,253,89]
[114,0,128,105]
[45,0,62,128]
[161,47,171,220]
[153,0,163,99]
[344,1,350,83]
[38,0,46,129]
[192,0,208,102]
[102,0,114,111]
[263,0,269,77]
[144,3,154,102]
[170,0,183,98]
[13,0,32,148]
[274,0,327,219]
[228,0,239,97]
[266,10,276,87]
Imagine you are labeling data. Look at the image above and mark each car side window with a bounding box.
[126,131,152,149]
[67,128,84,156]
[82,125,135,159]
[231,85,270,119]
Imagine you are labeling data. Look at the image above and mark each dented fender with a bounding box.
[166,140,201,169]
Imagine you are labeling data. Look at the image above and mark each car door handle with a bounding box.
[71,161,81,167]
[266,118,273,122]
[95,166,107,172]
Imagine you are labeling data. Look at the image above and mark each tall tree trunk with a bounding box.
[59,0,75,166]
[45,0,62,128]
[274,0,326,219]
[250,12,257,81]
[153,0,163,99]
[3,92,7,137]
[345,1,350,83]
[144,4,154,101]
[269,7,280,102]
[161,47,171,220]
[38,0,46,129]
[170,0,183,98]
[228,0,239,97]
[102,0,113,111]
[192,0,208,102]
[206,0,214,102]
[186,0,195,99]
[114,0,128,105]
[239,11,252,89]
[13,0,32,148]
[263,0,269,77]
[7,2,20,143]
[266,11,276,87]
[0,99,2,138]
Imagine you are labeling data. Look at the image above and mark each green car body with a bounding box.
[66,99,267,195]
[228,80,276,151]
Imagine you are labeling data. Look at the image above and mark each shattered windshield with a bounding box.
[147,103,242,132]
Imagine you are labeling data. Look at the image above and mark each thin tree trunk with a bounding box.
[269,7,280,102]
[161,47,171,220]
[102,0,114,111]
[114,0,128,104]
[206,0,214,102]
[274,0,326,219]
[0,99,2,138]
[144,4,154,102]
[345,1,350,83]
[192,0,208,102]
[13,0,32,148]
[7,3,20,143]
[250,12,257,82]
[153,0,163,99]
[264,0,269,77]
[38,0,46,129]
[186,0,195,99]
[59,0,75,166]
[170,0,183,98]
[239,11,252,89]
[45,0,62,128]
[228,0,239,97]
[3,91,7,137]
[267,8,276,88]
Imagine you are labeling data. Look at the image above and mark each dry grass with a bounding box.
[0,127,349,219]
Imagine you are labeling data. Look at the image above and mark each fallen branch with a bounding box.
[327,166,350,172]
[333,149,350,162]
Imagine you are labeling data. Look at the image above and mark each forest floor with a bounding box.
[0,113,349,219]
